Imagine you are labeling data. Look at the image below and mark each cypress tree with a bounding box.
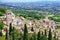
[9,23,13,40]
[48,29,52,40]
[45,29,47,36]
[42,31,43,35]
[12,27,15,40]
[23,24,28,40]
[0,30,2,36]
[37,31,41,40]
[5,28,9,40]
[54,32,58,40]
[9,23,13,35]
[31,27,34,32]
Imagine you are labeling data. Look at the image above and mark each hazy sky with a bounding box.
[0,0,60,2]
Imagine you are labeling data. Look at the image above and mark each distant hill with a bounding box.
[0,1,60,12]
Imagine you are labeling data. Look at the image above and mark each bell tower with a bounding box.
[45,12,49,19]
[6,10,12,26]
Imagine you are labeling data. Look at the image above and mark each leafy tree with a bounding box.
[41,35,47,40]
[18,32,23,40]
[32,32,37,40]
[0,8,5,16]
[0,22,4,36]
[23,24,28,40]
[13,29,20,40]
[48,29,52,40]
[9,26,20,40]
[0,8,5,13]
[0,22,4,30]
[30,37,34,40]
[41,31,47,40]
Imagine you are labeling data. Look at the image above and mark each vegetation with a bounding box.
[23,24,29,40]
[9,23,13,35]
[56,26,60,29]
[48,29,52,40]
[31,27,34,32]
[31,32,37,40]
[0,36,5,40]
[0,8,5,16]
[37,31,41,40]
[0,22,4,30]
[0,23,59,40]
[5,28,9,40]
[0,5,60,40]
[0,22,4,36]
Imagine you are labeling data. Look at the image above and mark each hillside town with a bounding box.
[0,10,57,36]
[0,0,60,40]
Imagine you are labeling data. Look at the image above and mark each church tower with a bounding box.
[45,12,49,19]
[6,10,13,26]
[44,12,49,22]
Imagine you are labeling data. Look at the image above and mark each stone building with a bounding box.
[6,10,15,26]
[38,12,56,33]
[3,10,56,34]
